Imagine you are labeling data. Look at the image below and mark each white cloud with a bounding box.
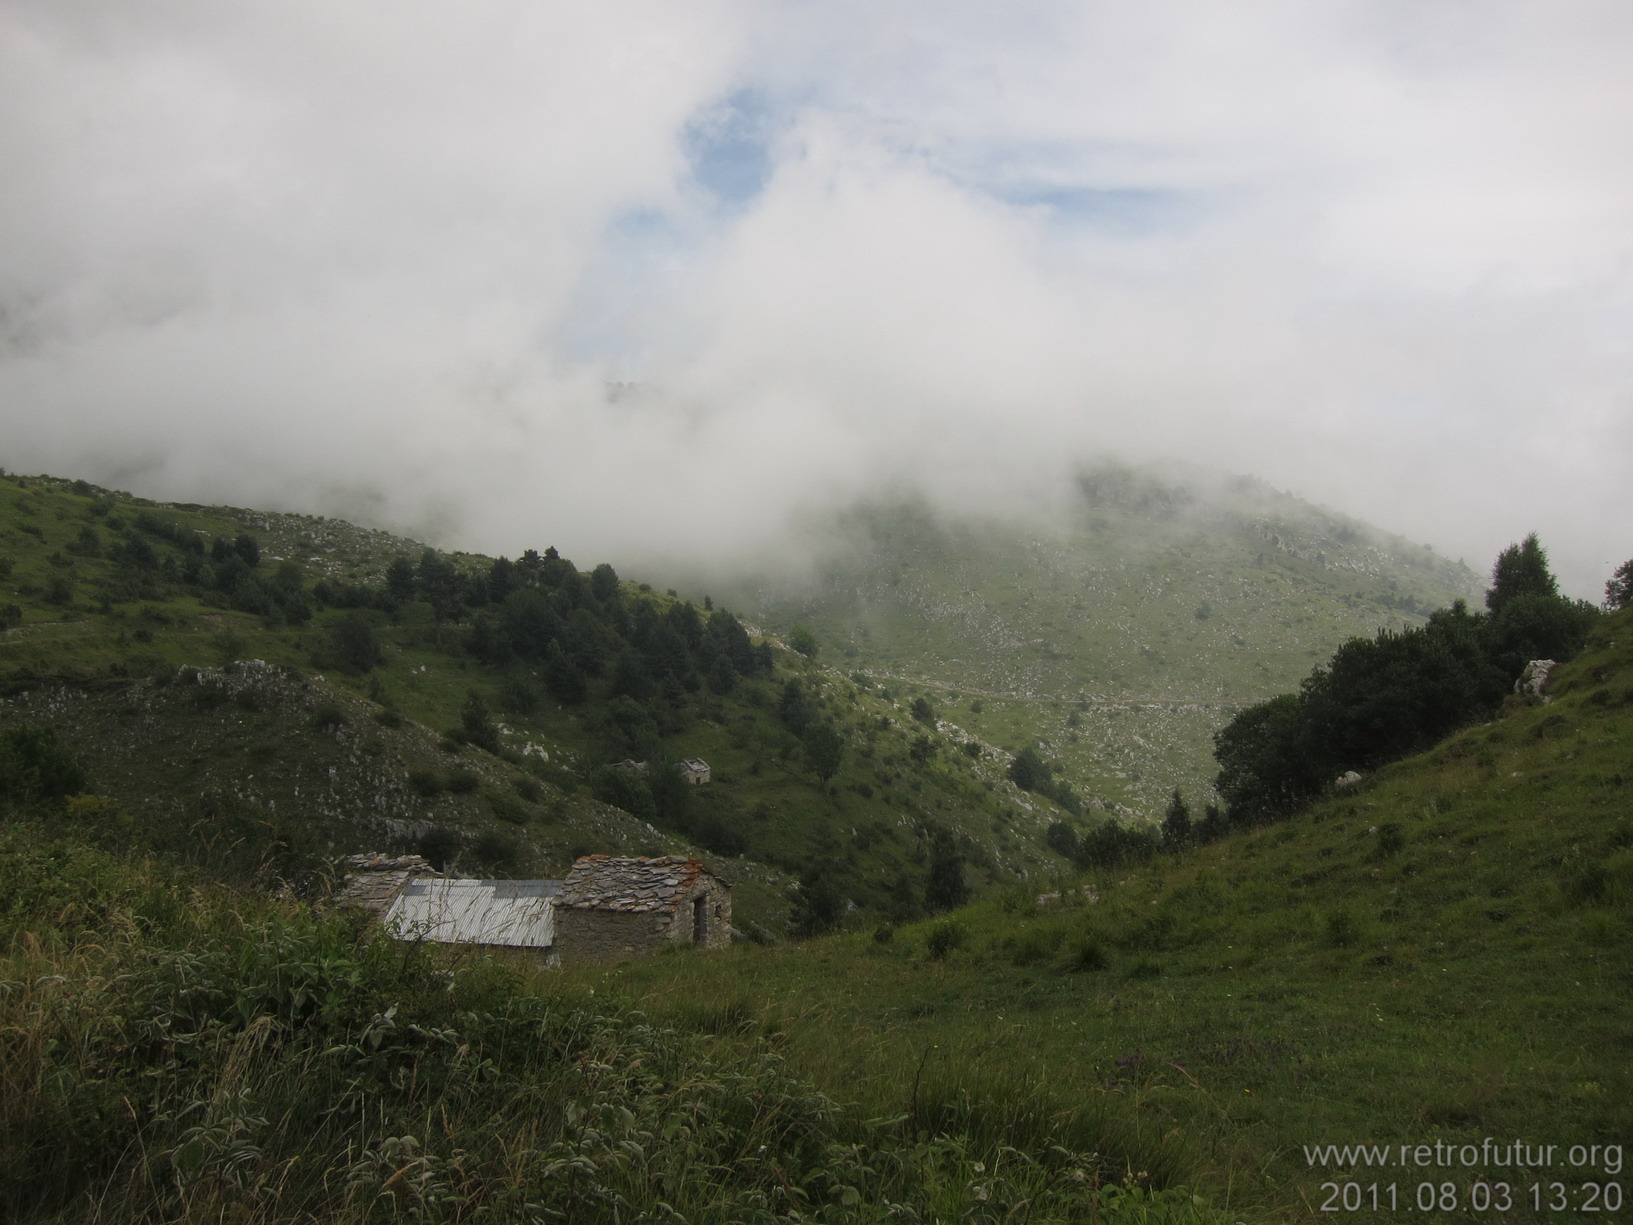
[1,0,1629,594]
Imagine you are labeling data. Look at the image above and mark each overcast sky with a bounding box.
[1,1,1629,596]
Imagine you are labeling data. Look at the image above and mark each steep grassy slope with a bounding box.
[0,472,1078,929]
[570,604,1633,1220]
[691,466,1482,817]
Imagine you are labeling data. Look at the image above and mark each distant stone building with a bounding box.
[676,757,711,785]
[552,855,731,964]
[336,852,729,966]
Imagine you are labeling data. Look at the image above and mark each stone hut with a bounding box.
[333,853,438,916]
[552,855,730,965]
[676,757,711,785]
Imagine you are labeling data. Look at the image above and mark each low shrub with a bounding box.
[927,919,967,960]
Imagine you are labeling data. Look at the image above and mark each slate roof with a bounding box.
[334,853,437,915]
[385,878,559,948]
[555,855,716,914]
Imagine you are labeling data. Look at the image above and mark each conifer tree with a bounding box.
[1162,788,1192,850]
[924,826,970,912]
[803,720,845,782]
[1486,533,1557,613]
[1606,558,1633,610]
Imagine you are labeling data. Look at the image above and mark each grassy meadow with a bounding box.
[553,603,1633,1219]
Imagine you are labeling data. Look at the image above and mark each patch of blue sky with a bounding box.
[553,90,783,366]
[938,139,1216,236]
[999,184,1196,232]
[682,87,778,210]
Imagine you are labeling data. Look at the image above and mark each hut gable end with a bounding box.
[553,855,731,964]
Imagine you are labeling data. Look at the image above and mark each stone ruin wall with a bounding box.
[553,877,732,965]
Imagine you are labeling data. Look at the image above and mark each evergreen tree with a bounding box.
[1607,558,1633,610]
[589,562,620,603]
[666,601,704,649]
[0,723,88,802]
[803,720,845,783]
[1197,801,1229,844]
[385,555,417,604]
[924,826,970,912]
[325,612,383,672]
[707,652,737,695]
[589,765,655,822]
[648,759,694,827]
[611,650,656,701]
[791,870,844,937]
[564,607,615,676]
[1212,694,1316,826]
[1486,533,1557,613]
[1008,744,1048,792]
[416,549,466,623]
[542,640,588,703]
[708,608,757,675]
[1162,788,1192,850]
[486,556,518,604]
[779,680,816,736]
[460,690,500,754]
[498,588,562,659]
[1044,820,1079,860]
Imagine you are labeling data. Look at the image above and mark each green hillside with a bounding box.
[0,471,1083,931]
[566,601,1633,1220]
[2,466,1625,1221]
[4,527,1623,1222]
[687,465,1482,818]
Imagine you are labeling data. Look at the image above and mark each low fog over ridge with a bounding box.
[2,2,1629,597]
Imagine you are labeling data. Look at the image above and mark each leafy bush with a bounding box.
[927,919,967,960]
[309,703,346,733]
[407,768,444,797]
[590,763,656,822]
[320,612,383,673]
[1063,935,1109,973]
[0,723,88,802]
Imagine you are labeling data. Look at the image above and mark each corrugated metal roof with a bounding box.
[384,878,560,947]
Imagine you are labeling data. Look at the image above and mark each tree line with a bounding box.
[1211,534,1600,827]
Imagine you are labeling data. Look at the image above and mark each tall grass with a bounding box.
[0,824,1229,1223]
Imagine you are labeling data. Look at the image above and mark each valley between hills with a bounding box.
[1,464,1627,1223]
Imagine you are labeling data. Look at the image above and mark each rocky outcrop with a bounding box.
[1515,659,1557,702]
